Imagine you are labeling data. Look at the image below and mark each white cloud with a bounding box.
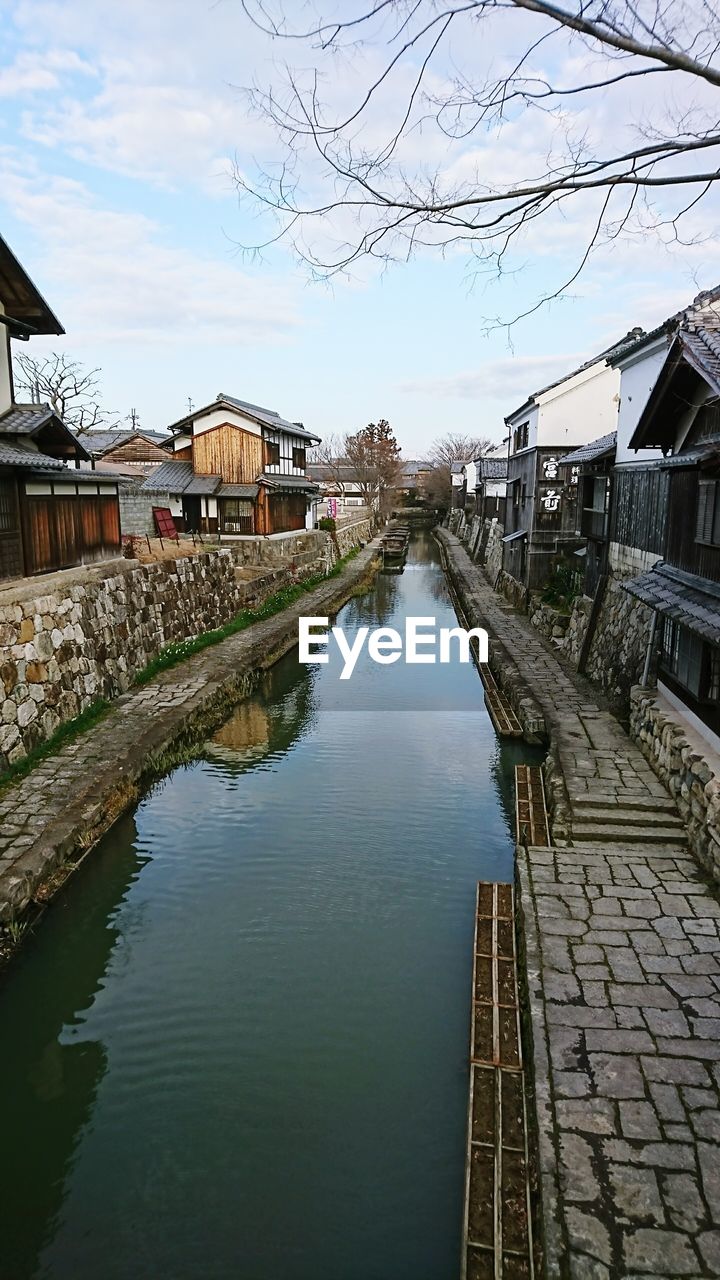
[0,48,95,97]
[399,352,586,402]
[0,150,304,346]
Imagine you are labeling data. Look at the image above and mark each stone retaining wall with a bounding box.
[0,520,372,772]
[576,576,655,715]
[528,598,570,642]
[630,685,720,882]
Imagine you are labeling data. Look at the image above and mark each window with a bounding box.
[0,477,17,533]
[513,421,529,452]
[512,479,521,508]
[661,618,708,701]
[265,440,280,467]
[696,479,720,546]
[292,445,306,470]
[521,482,527,506]
[220,498,254,534]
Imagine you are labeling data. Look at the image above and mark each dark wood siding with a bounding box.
[0,471,23,581]
[611,467,669,556]
[666,468,720,583]
[268,492,306,533]
[21,492,121,576]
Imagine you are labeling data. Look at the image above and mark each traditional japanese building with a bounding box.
[501,330,644,595]
[623,306,720,750]
[0,235,120,582]
[557,431,617,597]
[142,394,320,536]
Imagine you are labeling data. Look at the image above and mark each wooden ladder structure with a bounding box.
[515,764,551,847]
[462,882,535,1279]
[480,668,523,739]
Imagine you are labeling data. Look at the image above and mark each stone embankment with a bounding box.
[438,529,720,1280]
[0,519,373,772]
[0,539,379,925]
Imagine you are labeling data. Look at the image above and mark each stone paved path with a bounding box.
[0,543,379,921]
[439,532,720,1278]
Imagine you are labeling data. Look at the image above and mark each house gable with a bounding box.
[192,422,264,484]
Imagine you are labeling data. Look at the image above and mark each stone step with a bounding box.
[571,793,678,815]
[572,805,685,830]
[571,822,688,845]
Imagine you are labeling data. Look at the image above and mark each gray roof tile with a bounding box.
[558,431,617,466]
[216,483,259,499]
[0,441,66,469]
[0,403,57,435]
[625,563,720,645]
[140,459,195,493]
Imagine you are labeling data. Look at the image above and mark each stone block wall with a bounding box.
[0,520,374,772]
[560,595,591,666]
[118,486,171,537]
[630,686,720,883]
[484,521,504,583]
[581,577,655,715]
[529,599,570,642]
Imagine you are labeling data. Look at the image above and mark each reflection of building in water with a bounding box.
[0,812,146,1278]
[204,656,317,775]
[206,701,271,765]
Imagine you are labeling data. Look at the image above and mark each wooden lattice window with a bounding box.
[0,476,17,533]
[292,445,306,469]
[696,479,720,546]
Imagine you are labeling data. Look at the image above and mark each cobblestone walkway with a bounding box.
[0,543,378,921]
[439,532,720,1278]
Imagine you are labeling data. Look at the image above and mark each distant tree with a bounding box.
[344,419,403,512]
[426,432,497,507]
[308,432,352,497]
[13,352,119,433]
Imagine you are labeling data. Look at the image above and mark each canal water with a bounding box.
[0,530,535,1280]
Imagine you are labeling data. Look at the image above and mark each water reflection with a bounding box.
[0,815,147,1278]
[0,529,541,1280]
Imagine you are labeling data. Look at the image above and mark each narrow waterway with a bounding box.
[0,530,536,1280]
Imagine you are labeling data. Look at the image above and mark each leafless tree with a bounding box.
[424,431,497,505]
[308,431,353,496]
[428,432,497,468]
[238,1,720,322]
[13,352,119,433]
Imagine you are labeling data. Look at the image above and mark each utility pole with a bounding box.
[128,407,140,430]
[187,396,194,414]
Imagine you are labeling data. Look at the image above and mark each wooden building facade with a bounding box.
[624,315,720,748]
[143,395,319,536]
[0,408,121,582]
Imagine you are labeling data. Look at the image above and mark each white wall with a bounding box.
[506,404,539,457]
[535,362,620,449]
[192,408,263,438]
[0,305,13,415]
[615,339,668,464]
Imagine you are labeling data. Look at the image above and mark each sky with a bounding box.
[0,0,718,456]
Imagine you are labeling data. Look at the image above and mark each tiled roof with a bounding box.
[184,474,221,496]
[141,459,196,493]
[217,483,259,499]
[450,461,466,474]
[609,286,720,366]
[77,429,170,455]
[558,431,617,466]
[0,441,66,469]
[258,473,319,491]
[624,563,720,645]
[0,403,58,435]
[165,394,320,444]
[506,331,648,422]
[476,455,508,480]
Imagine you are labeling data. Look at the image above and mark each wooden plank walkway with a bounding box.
[463,883,535,1280]
[514,765,551,847]
[480,667,523,739]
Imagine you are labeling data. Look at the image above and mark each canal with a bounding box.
[0,529,532,1280]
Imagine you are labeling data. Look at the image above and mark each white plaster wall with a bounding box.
[536,362,620,450]
[192,408,262,437]
[615,342,668,464]
[0,305,13,415]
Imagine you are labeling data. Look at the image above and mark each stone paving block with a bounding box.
[589,1054,647,1098]
[662,1172,708,1232]
[609,1164,664,1221]
[622,1228,699,1275]
[620,1101,662,1141]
